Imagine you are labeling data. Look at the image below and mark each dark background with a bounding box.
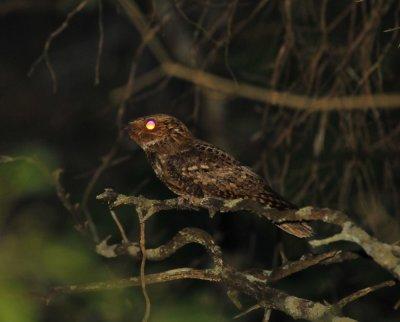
[1,0,400,321]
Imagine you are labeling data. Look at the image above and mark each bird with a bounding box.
[125,114,312,238]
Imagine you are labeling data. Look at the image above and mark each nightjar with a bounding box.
[126,114,312,238]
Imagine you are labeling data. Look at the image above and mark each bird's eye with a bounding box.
[145,119,156,130]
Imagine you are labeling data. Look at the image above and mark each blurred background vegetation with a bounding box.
[1,0,400,321]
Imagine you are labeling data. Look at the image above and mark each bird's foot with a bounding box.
[176,196,200,211]
[202,197,224,218]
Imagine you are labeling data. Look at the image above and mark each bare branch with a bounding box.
[335,280,396,309]
[116,0,170,63]
[27,0,90,93]
[50,268,219,295]
[44,185,399,321]
[97,189,400,281]
[162,62,400,111]
[109,210,129,243]
[94,0,104,85]
[138,210,151,322]
[53,225,354,322]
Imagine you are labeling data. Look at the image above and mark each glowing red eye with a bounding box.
[145,119,156,130]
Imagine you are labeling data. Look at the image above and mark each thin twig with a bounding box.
[110,210,129,243]
[336,280,396,308]
[50,268,220,295]
[94,0,104,85]
[28,0,90,93]
[384,26,400,32]
[116,0,170,63]
[262,309,272,322]
[233,304,263,319]
[138,212,151,322]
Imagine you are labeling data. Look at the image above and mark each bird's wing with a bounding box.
[166,140,294,208]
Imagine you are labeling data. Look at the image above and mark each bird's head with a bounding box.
[125,114,193,153]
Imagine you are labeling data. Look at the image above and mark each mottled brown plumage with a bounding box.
[126,114,312,238]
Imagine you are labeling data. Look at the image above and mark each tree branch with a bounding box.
[77,188,398,321]
[162,62,400,111]
[97,188,400,281]
[54,226,357,322]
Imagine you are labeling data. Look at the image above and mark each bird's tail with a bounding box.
[277,222,313,238]
[255,191,314,238]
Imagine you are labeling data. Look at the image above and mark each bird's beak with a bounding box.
[124,121,142,143]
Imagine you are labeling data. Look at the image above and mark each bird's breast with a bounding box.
[146,152,166,179]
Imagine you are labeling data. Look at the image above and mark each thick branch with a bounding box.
[162,62,400,111]
[92,191,394,321]
[60,227,357,322]
[97,189,400,281]
[49,189,399,321]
